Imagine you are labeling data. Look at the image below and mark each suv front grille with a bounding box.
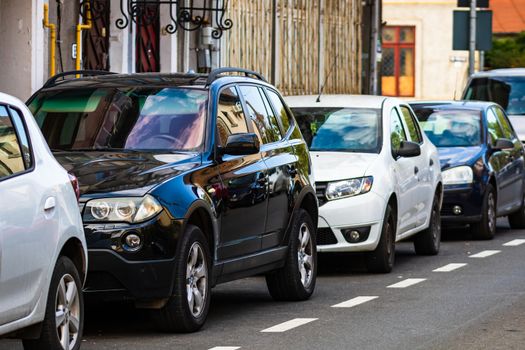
[317,228,338,245]
[316,182,328,206]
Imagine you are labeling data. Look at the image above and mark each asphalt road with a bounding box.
[2,219,525,350]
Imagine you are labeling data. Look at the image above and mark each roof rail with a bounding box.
[206,67,267,86]
[43,70,116,88]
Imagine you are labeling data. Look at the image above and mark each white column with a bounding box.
[31,0,45,94]
[109,0,131,73]
[159,5,178,73]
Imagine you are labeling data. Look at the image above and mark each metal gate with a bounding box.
[136,3,160,73]
[83,0,110,71]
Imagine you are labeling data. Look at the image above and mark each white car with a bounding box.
[0,92,87,350]
[286,95,443,272]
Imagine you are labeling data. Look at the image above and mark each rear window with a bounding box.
[464,76,525,116]
[28,87,208,152]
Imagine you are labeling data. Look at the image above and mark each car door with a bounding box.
[399,105,433,227]
[493,105,525,210]
[214,86,268,260]
[389,107,419,235]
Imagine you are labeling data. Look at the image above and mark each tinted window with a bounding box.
[493,106,515,140]
[239,85,280,144]
[464,76,525,115]
[29,88,207,151]
[415,108,481,147]
[0,105,25,179]
[266,89,292,133]
[400,106,422,143]
[486,108,505,144]
[8,107,32,169]
[390,108,407,153]
[292,107,381,153]
[216,87,249,147]
[259,88,282,140]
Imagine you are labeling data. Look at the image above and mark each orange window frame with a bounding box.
[382,26,416,97]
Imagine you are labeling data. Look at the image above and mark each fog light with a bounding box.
[349,230,360,242]
[452,205,463,215]
[123,233,142,251]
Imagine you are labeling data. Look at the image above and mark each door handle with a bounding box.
[44,197,56,211]
[414,166,419,175]
[429,158,434,166]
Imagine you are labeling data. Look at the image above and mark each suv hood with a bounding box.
[437,146,483,170]
[310,151,377,182]
[508,115,525,142]
[54,151,201,197]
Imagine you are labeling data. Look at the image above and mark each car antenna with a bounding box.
[316,56,338,103]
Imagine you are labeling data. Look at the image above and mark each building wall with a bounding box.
[383,0,470,100]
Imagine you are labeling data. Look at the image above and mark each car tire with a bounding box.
[154,225,211,333]
[23,256,84,350]
[265,209,317,301]
[414,194,441,255]
[471,184,497,240]
[508,192,525,229]
[366,205,395,273]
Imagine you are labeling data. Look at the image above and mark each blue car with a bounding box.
[411,101,525,239]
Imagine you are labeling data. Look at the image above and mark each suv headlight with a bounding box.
[84,195,163,223]
[442,166,473,185]
[325,176,373,200]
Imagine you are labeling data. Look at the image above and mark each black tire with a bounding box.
[366,205,396,273]
[414,194,441,255]
[508,192,525,229]
[23,257,84,350]
[471,184,497,240]
[265,209,317,301]
[154,225,211,333]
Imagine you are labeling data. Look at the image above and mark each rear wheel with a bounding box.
[471,184,496,240]
[508,192,525,229]
[414,194,441,255]
[266,209,317,301]
[366,205,395,273]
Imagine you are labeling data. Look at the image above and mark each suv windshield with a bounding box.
[28,87,208,152]
[291,107,381,153]
[413,107,482,147]
[464,76,525,115]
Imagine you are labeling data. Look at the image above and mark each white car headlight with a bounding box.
[325,176,373,200]
[84,194,163,223]
[442,166,473,185]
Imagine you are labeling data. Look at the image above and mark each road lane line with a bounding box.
[261,318,318,333]
[387,278,426,288]
[503,239,525,246]
[209,347,241,350]
[332,296,378,308]
[469,250,501,258]
[433,263,467,272]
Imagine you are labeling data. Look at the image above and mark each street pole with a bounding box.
[271,0,277,85]
[469,0,477,76]
[370,0,380,95]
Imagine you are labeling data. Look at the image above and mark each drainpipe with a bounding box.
[76,1,92,75]
[43,3,57,76]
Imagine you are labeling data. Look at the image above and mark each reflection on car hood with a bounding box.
[507,115,525,142]
[310,151,377,182]
[437,146,483,170]
[54,151,201,197]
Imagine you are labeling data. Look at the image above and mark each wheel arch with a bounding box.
[387,193,398,229]
[298,186,318,229]
[58,237,87,283]
[184,200,217,263]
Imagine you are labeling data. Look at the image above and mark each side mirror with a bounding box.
[220,133,260,156]
[396,141,421,158]
[492,138,514,151]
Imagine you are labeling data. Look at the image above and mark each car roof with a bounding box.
[409,100,494,111]
[285,94,390,109]
[470,68,525,78]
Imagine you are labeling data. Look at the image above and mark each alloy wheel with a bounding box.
[186,242,208,318]
[297,223,314,288]
[55,274,80,350]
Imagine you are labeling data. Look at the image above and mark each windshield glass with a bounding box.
[291,107,381,153]
[413,107,482,147]
[28,87,208,152]
[464,76,525,115]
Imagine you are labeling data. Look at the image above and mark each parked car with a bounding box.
[411,101,525,239]
[463,68,525,141]
[27,68,318,332]
[286,95,443,273]
[0,92,87,350]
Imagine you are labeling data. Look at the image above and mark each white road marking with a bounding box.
[332,296,378,308]
[503,239,525,247]
[433,263,467,272]
[261,318,318,333]
[469,250,501,258]
[387,278,426,288]
[209,347,241,350]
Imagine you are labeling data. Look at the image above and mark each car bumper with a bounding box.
[441,185,483,224]
[316,191,385,253]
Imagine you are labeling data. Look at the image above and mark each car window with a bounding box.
[8,107,32,169]
[216,86,249,147]
[464,76,525,116]
[486,108,505,145]
[0,105,26,179]
[239,85,280,144]
[390,108,407,154]
[266,89,292,133]
[493,106,515,140]
[259,88,282,141]
[400,105,423,143]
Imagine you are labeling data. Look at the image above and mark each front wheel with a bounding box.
[471,184,497,240]
[366,205,396,273]
[508,192,525,229]
[266,209,317,301]
[414,194,441,255]
[23,257,84,350]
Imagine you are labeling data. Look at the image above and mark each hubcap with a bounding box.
[297,223,314,288]
[55,274,80,350]
[488,192,496,234]
[186,242,207,318]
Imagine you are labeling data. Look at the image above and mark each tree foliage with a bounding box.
[485,31,525,69]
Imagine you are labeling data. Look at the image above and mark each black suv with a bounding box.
[27,68,318,332]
